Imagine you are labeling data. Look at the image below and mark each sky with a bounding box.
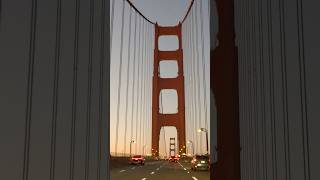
[110,0,211,157]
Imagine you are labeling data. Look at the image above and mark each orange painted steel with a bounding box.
[152,23,186,157]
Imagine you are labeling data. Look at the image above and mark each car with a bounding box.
[168,155,179,162]
[191,155,210,171]
[130,155,145,165]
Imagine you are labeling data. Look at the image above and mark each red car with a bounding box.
[168,155,179,162]
[130,155,145,165]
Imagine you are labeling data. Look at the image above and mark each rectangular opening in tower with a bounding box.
[159,89,178,114]
[158,35,179,51]
[159,60,178,78]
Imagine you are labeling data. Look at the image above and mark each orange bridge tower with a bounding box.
[152,23,186,157]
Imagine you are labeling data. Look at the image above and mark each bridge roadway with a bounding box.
[110,159,210,180]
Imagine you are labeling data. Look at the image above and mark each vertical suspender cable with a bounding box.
[244,0,252,176]
[188,16,195,148]
[143,23,147,155]
[139,20,145,154]
[85,0,94,176]
[245,1,249,175]
[123,7,132,156]
[278,0,290,178]
[189,8,194,153]
[182,23,189,145]
[296,0,311,178]
[141,20,146,154]
[145,24,150,154]
[241,0,248,176]
[50,0,62,179]
[114,0,126,156]
[184,20,191,147]
[190,7,198,153]
[110,0,116,51]
[194,1,203,153]
[237,0,244,177]
[188,20,193,148]
[251,0,259,178]
[246,0,252,176]
[69,0,80,178]
[145,24,149,153]
[249,0,255,177]
[187,9,194,152]
[266,0,277,178]
[130,12,137,145]
[257,0,267,178]
[147,24,152,154]
[135,17,142,154]
[199,0,209,136]
[97,0,106,176]
[207,0,210,20]
[149,24,154,153]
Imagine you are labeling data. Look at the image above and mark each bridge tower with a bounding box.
[169,137,176,157]
[152,23,186,157]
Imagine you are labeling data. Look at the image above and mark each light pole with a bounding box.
[130,140,135,157]
[198,128,209,155]
[187,140,194,156]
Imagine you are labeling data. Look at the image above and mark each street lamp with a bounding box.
[130,140,135,157]
[187,140,194,156]
[197,128,209,155]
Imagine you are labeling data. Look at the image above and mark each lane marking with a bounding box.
[119,169,126,173]
[184,168,187,171]
[187,171,190,173]
[192,177,198,180]
[177,161,184,168]
[150,171,155,175]
[141,178,147,180]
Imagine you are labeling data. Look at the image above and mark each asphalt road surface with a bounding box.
[110,160,210,180]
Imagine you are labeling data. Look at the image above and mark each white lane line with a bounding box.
[150,171,155,175]
[141,178,147,180]
[119,169,126,173]
[177,161,184,168]
[192,177,198,180]
[184,168,187,171]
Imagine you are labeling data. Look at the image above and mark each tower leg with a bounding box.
[152,126,160,157]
